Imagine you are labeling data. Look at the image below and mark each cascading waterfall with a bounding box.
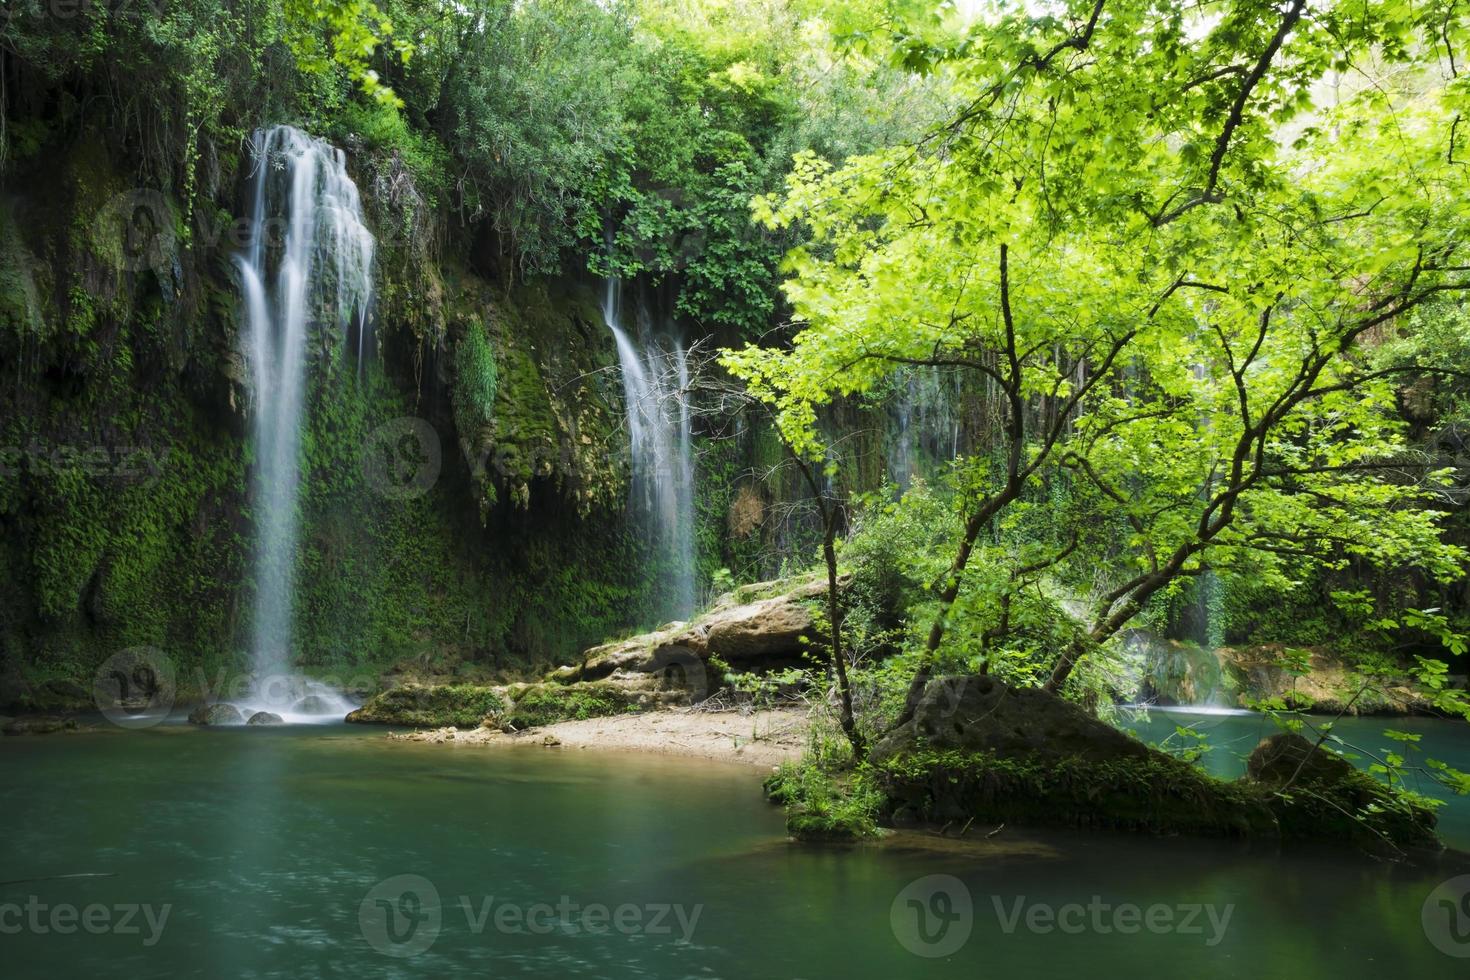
[890,365,965,490]
[235,125,373,720]
[602,279,696,621]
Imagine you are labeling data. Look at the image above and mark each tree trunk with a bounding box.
[822,519,864,759]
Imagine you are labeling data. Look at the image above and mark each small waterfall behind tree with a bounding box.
[889,365,965,490]
[234,125,373,719]
[602,279,696,621]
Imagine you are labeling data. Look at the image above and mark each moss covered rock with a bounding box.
[867,676,1442,856]
[495,679,676,730]
[345,685,505,728]
[1246,732,1441,854]
[188,703,244,726]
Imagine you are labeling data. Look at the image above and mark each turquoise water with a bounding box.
[1127,707,1470,850]
[2,722,1469,978]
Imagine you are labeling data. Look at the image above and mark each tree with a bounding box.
[722,0,1470,724]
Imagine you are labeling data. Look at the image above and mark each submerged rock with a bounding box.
[2,714,80,736]
[290,695,333,715]
[246,711,284,726]
[188,703,244,726]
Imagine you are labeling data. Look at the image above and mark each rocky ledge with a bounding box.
[348,576,829,730]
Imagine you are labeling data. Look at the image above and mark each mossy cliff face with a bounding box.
[0,129,647,709]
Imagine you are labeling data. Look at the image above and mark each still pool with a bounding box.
[2,722,1469,978]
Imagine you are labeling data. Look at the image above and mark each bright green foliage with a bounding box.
[452,318,499,447]
[725,0,1470,698]
[283,0,412,106]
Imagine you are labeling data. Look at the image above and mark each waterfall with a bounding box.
[890,365,964,490]
[602,280,696,621]
[234,125,373,720]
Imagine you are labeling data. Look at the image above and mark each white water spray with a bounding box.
[234,125,372,721]
[602,280,696,620]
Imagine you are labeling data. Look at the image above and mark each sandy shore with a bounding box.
[387,706,809,768]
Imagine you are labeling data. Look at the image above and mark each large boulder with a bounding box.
[1244,732,1440,854]
[290,695,333,715]
[187,702,244,726]
[872,673,1151,765]
[246,711,284,726]
[1246,731,1354,785]
[562,576,833,686]
[494,680,684,731]
[865,676,1441,856]
[869,675,1272,838]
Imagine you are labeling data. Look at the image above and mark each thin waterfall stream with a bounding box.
[234,124,373,721]
[602,280,696,621]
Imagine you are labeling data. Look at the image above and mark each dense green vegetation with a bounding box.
[0,0,930,699]
[3,0,1470,855]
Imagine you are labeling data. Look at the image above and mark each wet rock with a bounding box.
[290,695,333,715]
[1245,732,1440,855]
[187,702,244,726]
[1246,732,1354,785]
[246,711,284,726]
[2,714,79,735]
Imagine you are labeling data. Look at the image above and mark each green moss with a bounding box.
[763,760,881,841]
[872,749,1279,839]
[869,746,1442,854]
[346,684,506,728]
[499,680,651,729]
